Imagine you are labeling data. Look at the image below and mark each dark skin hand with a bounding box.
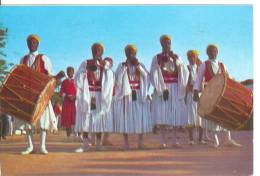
[193,90,200,102]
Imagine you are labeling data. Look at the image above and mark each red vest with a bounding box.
[22,54,48,75]
[86,60,103,92]
[157,54,178,83]
[204,60,225,82]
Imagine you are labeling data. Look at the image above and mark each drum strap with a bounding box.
[32,54,46,74]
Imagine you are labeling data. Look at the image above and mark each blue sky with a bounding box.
[0,5,253,81]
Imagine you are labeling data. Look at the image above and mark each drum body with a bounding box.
[0,64,56,124]
[198,74,253,130]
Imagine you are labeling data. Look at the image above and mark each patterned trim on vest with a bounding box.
[157,53,178,83]
[86,60,103,92]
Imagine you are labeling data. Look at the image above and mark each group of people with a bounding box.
[18,34,242,155]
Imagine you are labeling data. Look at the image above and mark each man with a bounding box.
[185,50,206,145]
[193,44,241,148]
[20,34,57,154]
[114,45,152,149]
[150,35,189,148]
[74,43,114,152]
[59,67,76,141]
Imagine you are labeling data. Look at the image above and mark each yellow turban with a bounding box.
[206,44,218,53]
[160,35,171,44]
[187,50,199,57]
[125,44,137,54]
[27,34,40,43]
[91,42,104,53]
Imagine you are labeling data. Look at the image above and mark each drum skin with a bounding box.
[0,64,56,124]
[198,74,253,130]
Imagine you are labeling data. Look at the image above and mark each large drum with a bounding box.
[198,74,253,130]
[0,64,57,124]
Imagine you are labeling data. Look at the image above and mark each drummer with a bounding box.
[20,34,58,154]
[193,44,241,148]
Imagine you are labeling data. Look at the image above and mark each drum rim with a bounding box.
[31,76,56,125]
[0,64,22,94]
[236,93,254,130]
[198,74,226,116]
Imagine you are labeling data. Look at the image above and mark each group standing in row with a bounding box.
[19,34,241,155]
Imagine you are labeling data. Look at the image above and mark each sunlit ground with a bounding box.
[0,130,253,176]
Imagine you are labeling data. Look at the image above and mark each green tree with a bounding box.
[0,27,13,85]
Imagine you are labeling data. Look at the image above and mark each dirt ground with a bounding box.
[0,130,253,176]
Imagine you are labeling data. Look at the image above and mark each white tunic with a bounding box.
[186,64,202,127]
[113,63,152,134]
[193,59,228,131]
[19,51,57,131]
[150,54,189,127]
[74,59,114,133]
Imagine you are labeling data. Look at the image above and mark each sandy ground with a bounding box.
[0,130,253,176]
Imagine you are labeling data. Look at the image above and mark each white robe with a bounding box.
[113,63,152,134]
[74,59,114,133]
[193,59,228,131]
[150,54,189,127]
[186,64,202,127]
[19,51,57,131]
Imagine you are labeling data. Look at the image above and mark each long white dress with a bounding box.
[113,63,152,134]
[74,59,114,133]
[20,51,57,131]
[186,64,202,127]
[150,54,189,127]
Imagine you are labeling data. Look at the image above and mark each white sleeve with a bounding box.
[115,63,132,99]
[74,60,87,81]
[149,55,166,94]
[223,64,232,79]
[193,63,206,91]
[42,55,53,75]
[177,61,189,99]
[138,63,150,101]
[101,68,114,113]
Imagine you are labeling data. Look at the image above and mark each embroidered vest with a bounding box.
[157,53,178,83]
[86,60,103,92]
